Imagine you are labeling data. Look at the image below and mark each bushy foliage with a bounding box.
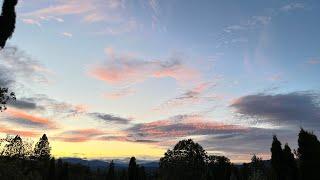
[159,139,207,180]
[0,87,15,111]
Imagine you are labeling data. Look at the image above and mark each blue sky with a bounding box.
[0,0,319,162]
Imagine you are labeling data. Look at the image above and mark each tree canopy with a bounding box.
[160,139,207,180]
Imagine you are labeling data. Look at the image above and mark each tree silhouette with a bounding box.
[207,155,232,180]
[159,139,207,180]
[128,157,138,180]
[0,0,18,49]
[249,155,266,180]
[48,157,56,180]
[297,128,320,180]
[34,134,51,160]
[1,135,26,158]
[271,135,284,180]
[138,166,147,180]
[61,162,69,180]
[0,87,15,111]
[282,143,298,180]
[119,169,127,180]
[107,160,115,180]
[57,158,64,180]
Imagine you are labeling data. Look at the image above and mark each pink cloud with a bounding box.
[88,49,200,85]
[0,124,40,137]
[128,115,248,140]
[22,18,41,26]
[6,109,57,129]
[155,81,218,110]
[22,0,125,24]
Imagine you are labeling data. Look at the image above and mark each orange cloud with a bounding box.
[6,109,56,128]
[0,125,39,137]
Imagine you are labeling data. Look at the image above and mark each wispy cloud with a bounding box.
[0,46,52,86]
[53,128,106,142]
[62,32,73,38]
[5,109,57,129]
[89,112,131,124]
[22,18,41,26]
[156,81,218,110]
[8,98,43,110]
[127,114,248,142]
[88,48,200,85]
[0,124,40,137]
[281,3,305,12]
[21,0,126,25]
[103,87,136,99]
[53,128,133,143]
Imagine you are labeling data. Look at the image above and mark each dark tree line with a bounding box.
[159,129,320,180]
[0,129,320,179]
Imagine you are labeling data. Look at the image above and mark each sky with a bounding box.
[0,0,320,163]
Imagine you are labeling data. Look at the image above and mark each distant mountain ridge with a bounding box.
[61,157,159,170]
[61,157,271,171]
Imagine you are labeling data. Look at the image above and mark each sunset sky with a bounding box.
[0,0,320,162]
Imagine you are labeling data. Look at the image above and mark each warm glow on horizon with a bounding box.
[51,140,165,159]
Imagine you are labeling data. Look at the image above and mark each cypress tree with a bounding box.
[128,157,138,180]
[270,135,284,180]
[283,144,298,180]
[297,129,320,180]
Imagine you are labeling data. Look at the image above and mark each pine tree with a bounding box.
[270,135,284,180]
[1,135,25,158]
[249,155,265,180]
[34,134,51,160]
